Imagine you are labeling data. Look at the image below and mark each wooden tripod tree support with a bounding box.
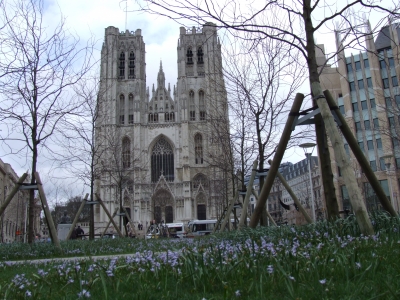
[219,192,239,233]
[268,159,313,224]
[121,206,137,236]
[250,93,304,228]
[66,193,89,240]
[239,160,258,228]
[311,84,374,235]
[95,193,124,238]
[0,173,28,217]
[323,90,397,217]
[101,208,118,237]
[35,172,62,250]
[251,190,277,226]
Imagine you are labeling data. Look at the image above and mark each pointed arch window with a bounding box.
[128,94,134,124]
[187,47,193,64]
[189,90,195,121]
[129,51,135,79]
[195,134,203,164]
[122,137,131,169]
[119,52,125,79]
[119,94,125,124]
[199,90,206,121]
[193,173,209,189]
[151,137,174,182]
[197,47,204,64]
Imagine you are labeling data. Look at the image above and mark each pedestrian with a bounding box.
[76,225,84,239]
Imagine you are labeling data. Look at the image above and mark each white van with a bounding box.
[166,222,186,238]
[187,219,218,237]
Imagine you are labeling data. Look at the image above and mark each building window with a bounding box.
[195,134,203,164]
[199,90,205,120]
[364,120,371,130]
[187,47,193,64]
[339,105,345,115]
[119,52,125,79]
[367,140,374,150]
[385,97,392,107]
[364,59,369,68]
[388,57,394,68]
[197,47,204,64]
[370,98,376,108]
[370,160,377,171]
[358,141,364,152]
[358,79,364,89]
[122,137,131,169]
[352,102,359,112]
[379,157,386,171]
[355,121,361,132]
[129,51,135,79]
[349,82,356,92]
[383,78,390,89]
[151,137,174,182]
[119,94,125,124]
[379,60,386,70]
[388,116,395,127]
[355,61,361,70]
[367,78,373,88]
[392,76,398,87]
[189,90,195,121]
[128,94,134,124]
[346,63,353,73]
[373,118,379,129]
[376,138,382,149]
[361,100,368,110]
[395,95,400,106]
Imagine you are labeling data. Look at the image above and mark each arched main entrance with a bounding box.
[152,189,174,223]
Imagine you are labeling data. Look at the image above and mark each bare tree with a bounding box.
[0,0,94,243]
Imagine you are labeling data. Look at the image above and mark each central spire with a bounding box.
[157,60,165,89]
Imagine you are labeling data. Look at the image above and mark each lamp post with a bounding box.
[299,143,317,222]
[382,154,396,212]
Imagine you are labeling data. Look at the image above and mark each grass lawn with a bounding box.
[1,213,400,299]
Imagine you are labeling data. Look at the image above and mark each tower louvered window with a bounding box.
[197,47,204,64]
[189,90,195,121]
[199,90,206,120]
[129,52,135,79]
[119,52,125,79]
[195,134,203,164]
[119,94,125,124]
[128,94,134,124]
[187,47,193,64]
[151,137,174,182]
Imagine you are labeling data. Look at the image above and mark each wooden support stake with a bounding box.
[0,173,28,217]
[250,93,304,228]
[239,160,258,228]
[95,193,124,238]
[66,193,89,240]
[101,208,118,237]
[121,206,137,236]
[219,193,239,232]
[312,83,373,235]
[34,172,61,250]
[251,190,277,226]
[269,159,313,224]
[324,90,397,217]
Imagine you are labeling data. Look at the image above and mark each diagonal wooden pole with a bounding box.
[324,90,396,217]
[239,160,258,228]
[66,193,89,240]
[101,207,118,237]
[268,159,313,224]
[0,173,28,217]
[35,172,61,250]
[312,83,373,235]
[250,93,304,228]
[95,193,124,238]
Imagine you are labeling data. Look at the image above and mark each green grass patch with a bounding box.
[1,213,400,299]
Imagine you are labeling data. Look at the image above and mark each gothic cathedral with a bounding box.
[94,23,231,232]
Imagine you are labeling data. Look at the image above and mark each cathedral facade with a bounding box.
[94,23,231,232]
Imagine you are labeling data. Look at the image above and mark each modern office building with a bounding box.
[319,22,400,212]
